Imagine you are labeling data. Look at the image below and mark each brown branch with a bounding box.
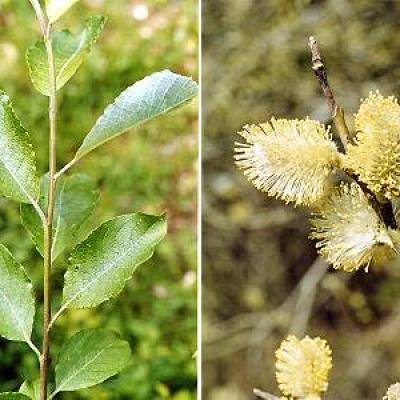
[308,36,336,112]
[308,36,397,229]
[308,36,352,150]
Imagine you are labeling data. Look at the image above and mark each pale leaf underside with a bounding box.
[75,70,198,160]
[46,0,80,23]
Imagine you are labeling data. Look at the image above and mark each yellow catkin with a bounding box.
[275,335,332,399]
[234,118,340,206]
[345,91,400,199]
[384,383,400,400]
[310,183,398,272]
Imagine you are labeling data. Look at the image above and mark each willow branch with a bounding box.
[308,36,352,150]
[39,21,58,400]
[308,36,397,229]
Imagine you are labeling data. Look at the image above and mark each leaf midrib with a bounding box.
[55,342,114,392]
[63,220,160,308]
[77,74,196,158]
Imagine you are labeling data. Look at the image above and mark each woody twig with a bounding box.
[308,36,397,229]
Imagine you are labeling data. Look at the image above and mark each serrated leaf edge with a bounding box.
[0,91,40,203]
[25,43,49,96]
[0,244,35,344]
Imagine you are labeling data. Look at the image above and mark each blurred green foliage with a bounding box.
[0,0,197,399]
[203,1,400,399]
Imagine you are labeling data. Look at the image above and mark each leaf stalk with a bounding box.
[54,158,78,180]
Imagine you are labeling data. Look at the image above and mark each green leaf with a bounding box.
[21,174,98,260]
[19,380,40,400]
[62,213,167,309]
[54,329,132,393]
[46,0,80,23]
[0,394,31,400]
[75,70,198,160]
[0,91,39,204]
[0,245,35,343]
[26,16,106,96]
[20,380,53,399]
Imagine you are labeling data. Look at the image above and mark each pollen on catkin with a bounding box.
[234,118,340,207]
[384,383,400,400]
[310,183,398,272]
[275,335,332,399]
[345,91,400,199]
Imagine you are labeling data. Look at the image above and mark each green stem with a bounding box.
[39,22,58,400]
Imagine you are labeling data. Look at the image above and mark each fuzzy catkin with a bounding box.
[345,91,400,199]
[235,118,340,207]
[275,335,332,399]
[234,92,400,274]
[384,383,400,400]
[310,183,398,272]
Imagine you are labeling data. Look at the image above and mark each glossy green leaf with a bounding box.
[75,70,198,160]
[0,245,35,343]
[62,213,167,309]
[0,91,39,204]
[46,0,80,23]
[0,394,31,400]
[21,174,98,260]
[54,329,132,393]
[26,16,106,96]
[19,380,40,400]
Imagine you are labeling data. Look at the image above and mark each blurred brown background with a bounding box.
[202,1,400,399]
